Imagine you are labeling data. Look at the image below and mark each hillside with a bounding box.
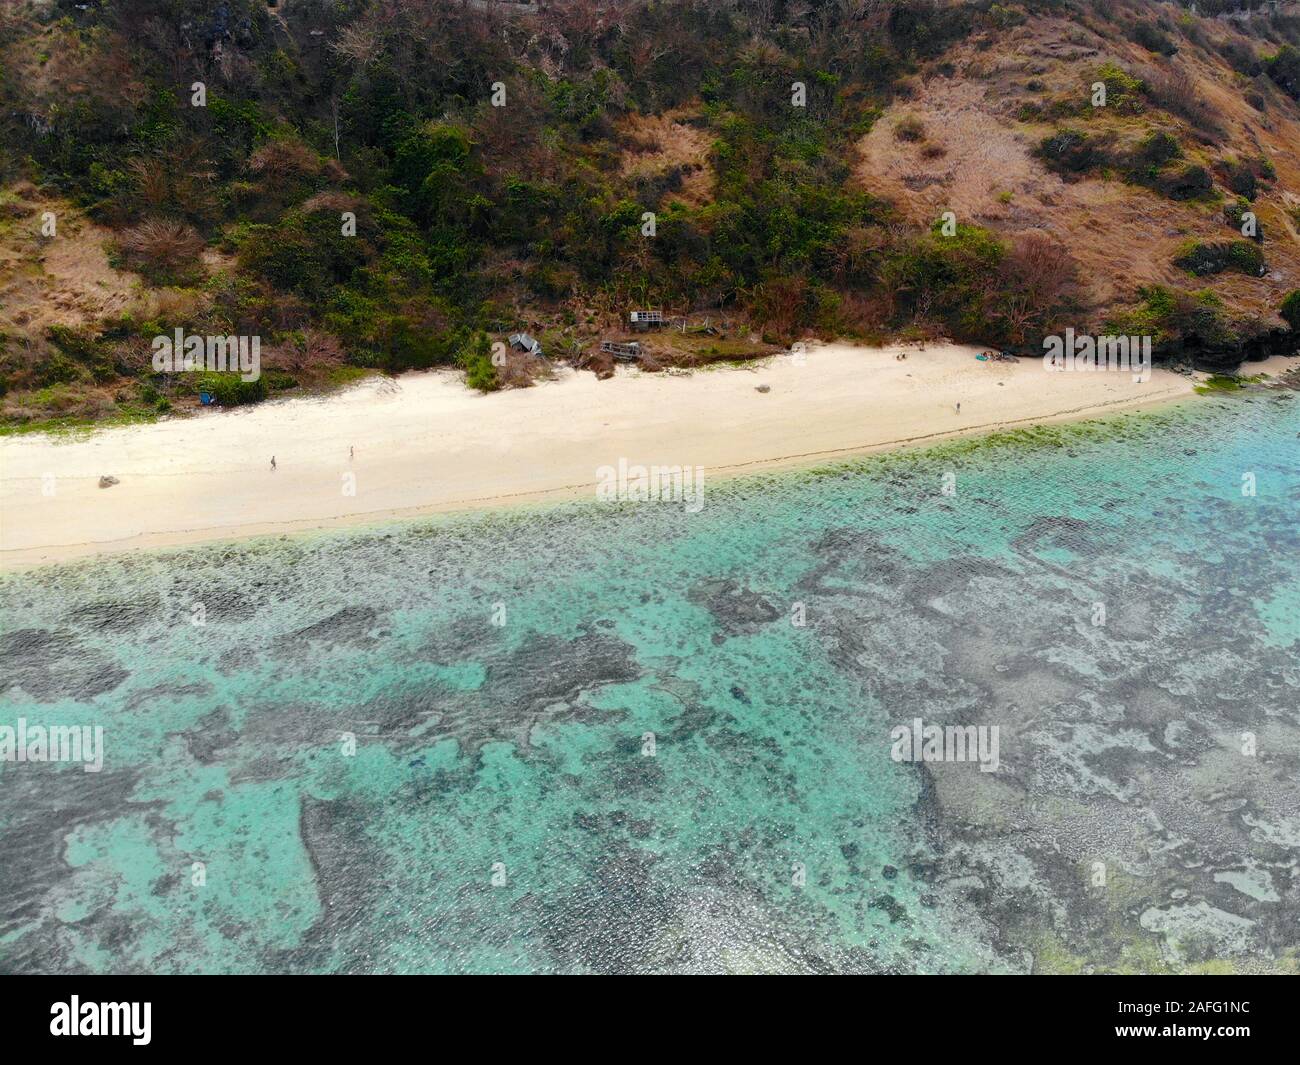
[1,0,1298,428]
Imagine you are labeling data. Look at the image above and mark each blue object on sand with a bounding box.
[200,391,213,405]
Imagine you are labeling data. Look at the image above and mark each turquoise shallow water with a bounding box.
[2,391,1298,973]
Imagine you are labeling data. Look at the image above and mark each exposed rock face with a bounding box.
[1167,328,1300,375]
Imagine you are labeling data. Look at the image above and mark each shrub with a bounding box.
[458,332,499,392]
[44,325,115,383]
[114,219,206,286]
[988,4,1025,29]
[37,351,86,388]
[887,0,974,56]
[1131,21,1178,57]
[1153,162,1212,200]
[528,262,580,299]
[1265,45,1300,100]
[191,371,267,406]
[247,139,322,184]
[1108,285,1237,348]
[1281,291,1300,332]
[1173,240,1265,277]
[1037,129,1107,175]
[1129,129,1181,169]
[1221,158,1257,199]
[989,230,1079,343]
[243,138,326,215]
[893,114,927,142]
[880,223,1006,339]
[1036,126,1199,200]
[1095,62,1145,111]
[236,209,368,300]
[1222,197,1263,242]
[749,276,825,338]
[1216,36,1262,78]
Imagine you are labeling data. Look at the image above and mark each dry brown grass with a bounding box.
[1,385,119,425]
[115,218,205,285]
[1140,62,1225,142]
[616,108,714,208]
[248,139,322,182]
[300,190,362,216]
[854,7,1300,326]
[138,287,203,324]
[0,195,138,339]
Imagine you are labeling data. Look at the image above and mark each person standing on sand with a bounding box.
[271,456,276,470]
[955,403,961,414]
[349,446,354,461]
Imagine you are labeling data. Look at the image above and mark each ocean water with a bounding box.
[1,390,1297,974]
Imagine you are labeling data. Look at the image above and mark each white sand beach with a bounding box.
[0,342,1210,567]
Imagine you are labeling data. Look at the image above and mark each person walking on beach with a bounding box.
[955,402,961,414]
[271,455,276,471]
[349,446,354,461]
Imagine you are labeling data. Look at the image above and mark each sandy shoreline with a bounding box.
[0,341,1211,569]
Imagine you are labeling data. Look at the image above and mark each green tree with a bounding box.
[459,332,499,392]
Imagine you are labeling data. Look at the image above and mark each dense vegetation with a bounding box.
[0,0,1298,424]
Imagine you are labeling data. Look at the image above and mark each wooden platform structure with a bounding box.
[600,340,642,361]
[629,310,663,331]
